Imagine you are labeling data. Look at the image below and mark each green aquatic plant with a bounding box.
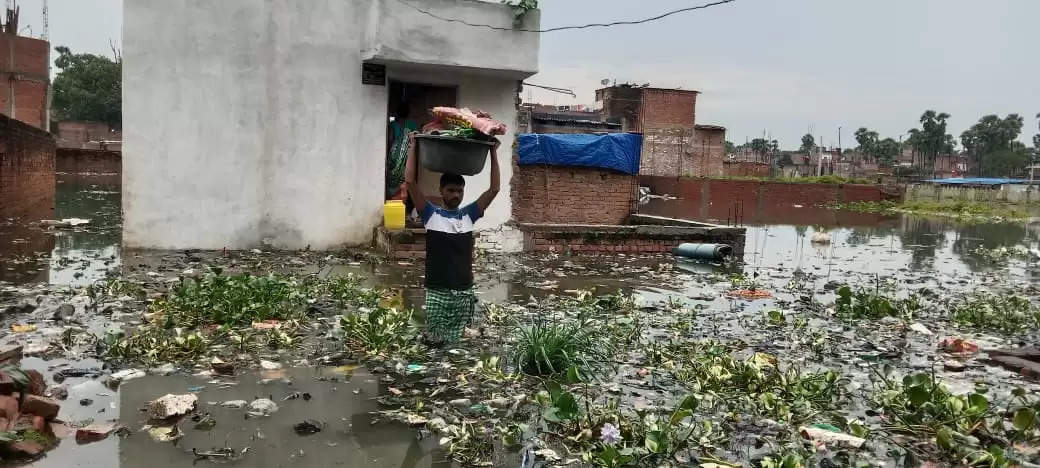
[340,305,418,357]
[652,340,846,424]
[154,269,313,328]
[948,292,1039,335]
[834,285,921,321]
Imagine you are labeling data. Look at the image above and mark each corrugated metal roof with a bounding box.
[532,113,620,128]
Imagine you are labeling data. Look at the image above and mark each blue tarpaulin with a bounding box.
[925,178,1029,186]
[517,133,643,175]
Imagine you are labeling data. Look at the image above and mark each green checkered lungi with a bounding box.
[425,287,477,344]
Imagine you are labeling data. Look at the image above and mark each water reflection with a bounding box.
[0,173,121,286]
[641,197,1039,281]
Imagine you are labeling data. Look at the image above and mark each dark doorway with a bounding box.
[386,81,457,208]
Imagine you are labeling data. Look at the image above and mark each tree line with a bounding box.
[727,111,1040,177]
[51,46,122,128]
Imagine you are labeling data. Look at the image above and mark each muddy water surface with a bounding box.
[2,180,1040,467]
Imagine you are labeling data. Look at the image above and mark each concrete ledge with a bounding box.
[629,214,717,228]
[516,221,746,256]
[374,227,426,259]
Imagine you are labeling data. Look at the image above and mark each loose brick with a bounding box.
[21,394,60,420]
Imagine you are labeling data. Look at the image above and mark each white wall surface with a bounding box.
[363,0,539,78]
[124,0,538,250]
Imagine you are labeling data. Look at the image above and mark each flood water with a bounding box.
[2,177,1039,467]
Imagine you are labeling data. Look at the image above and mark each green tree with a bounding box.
[725,140,736,154]
[876,138,901,165]
[959,114,1025,176]
[799,133,815,155]
[52,46,122,128]
[750,138,771,157]
[854,127,879,159]
[907,110,953,173]
[1033,112,1039,160]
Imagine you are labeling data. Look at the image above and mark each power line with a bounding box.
[522,82,575,97]
[392,0,736,33]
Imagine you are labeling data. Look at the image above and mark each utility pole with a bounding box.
[42,0,50,131]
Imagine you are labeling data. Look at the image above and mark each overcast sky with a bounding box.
[12,0,1039,149]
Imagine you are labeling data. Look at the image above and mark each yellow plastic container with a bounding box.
[384,200,406,230]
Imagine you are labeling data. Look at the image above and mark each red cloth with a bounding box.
[424,107,507,136]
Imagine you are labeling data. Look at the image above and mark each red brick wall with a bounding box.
[723,161,771,178]
[641,176,898,225]
[641,89,697,128]
[640,127,691,177]
[0,113,55,220]
[597,86,643,131]
[56,148,121,174]
[632,88,698,177]
[56,121,121,149]
[525,233,679,254]
[376,228,427,259]
[692,127,725,177]
[0,35,49,129]
[512,164,637,225]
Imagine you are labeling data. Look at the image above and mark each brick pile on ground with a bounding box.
[0,344,61,460]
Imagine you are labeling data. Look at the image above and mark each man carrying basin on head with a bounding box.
[403,132,502,346]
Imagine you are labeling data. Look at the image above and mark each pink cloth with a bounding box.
[427,107,507,136]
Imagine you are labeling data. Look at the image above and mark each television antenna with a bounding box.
[41,0,47,40]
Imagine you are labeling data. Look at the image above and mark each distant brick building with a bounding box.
[596,85,725,178]
[56,121,122,150]
[0,10,49,130]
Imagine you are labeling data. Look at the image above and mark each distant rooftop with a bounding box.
[694,124,726,131]
[531,113,620,129]
[595,85,701,95]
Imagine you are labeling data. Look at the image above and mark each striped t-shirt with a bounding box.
[421,201,483,290]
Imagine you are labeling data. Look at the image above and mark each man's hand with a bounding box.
[477,136,502,212]
[408,131,417,147]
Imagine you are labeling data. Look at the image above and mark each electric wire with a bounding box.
[392,0,736,33]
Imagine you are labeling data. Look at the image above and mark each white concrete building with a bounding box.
[123,0,539,250]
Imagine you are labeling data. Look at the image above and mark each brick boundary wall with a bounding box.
[642,177,902,204]
[723,161,771,178]
[525,232,684,254]
[56,148,121,174]
[512,163,637,225]
[519,223,746,256]
[0,113,55,220]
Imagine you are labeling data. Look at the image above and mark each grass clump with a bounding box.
[902,200,1030,220]
[828,199,1032,220]
[948,292,1039,335]
[154,269,313,328]
[511,320,614,376]
[834,285,921,321]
